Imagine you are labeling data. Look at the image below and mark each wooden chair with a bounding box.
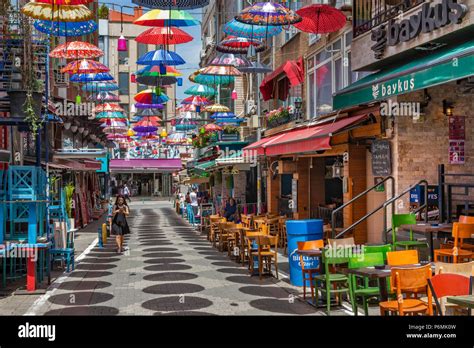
[391,213,429,252]
[218,222,236,252]
[298,240,324,304]
[434,223,474,263]
[327,237,355,249]
[266,217,280,237]
[241,215,252,229]
[278,217,287,252]
[387,250,419,266]
[428,273,471,315]
[435,261,474,277]
[246,231,266,273]
[226,224,242,258]
[363,244,392,263]
[252,235,279,280]
[379,264,433,316]
[240,228,257,265]
[210,217,225,246]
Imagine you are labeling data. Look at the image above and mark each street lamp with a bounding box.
[294,97,303,120]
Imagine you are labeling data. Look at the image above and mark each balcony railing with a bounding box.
[265,112,301,130]
[353,0,424,38]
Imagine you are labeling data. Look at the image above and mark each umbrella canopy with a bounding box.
[214,117,245,125]
[103,126,128,134]
[50,41,103,59]
[107,134,129,140]
[175,124,197,131]
[135,103,164,110]
[180,96,212,106]
[100,120,127,128]
[36,0,94,4]
[167,132,188,145]
[137,49,186,66]
[217,36,265,54]
[184,84,216,97]
[131,0,209,9]
[82,82,119,92]
[136,65,182,77]
[61,59,109,74]
[133,126,158,133]
[177,104,199,112]
[204,124,222,132]
[135,108,163,117]
[238,61,272,74]
[223,18,282,39]
[88,92,120,102]
[200,64,242,77]
[236,2,302,26]
[93,103,124,114]
[211,53,251,68]
[190,69,235,86]
[205,104,231,113]
[210,112,236,119]
[95,111,127,120]
[21,2,94,22]
[135,27,193,45]
[134,90,170,104]
[136,75,177,86]
[34,19,97,36]
[70,72,114,82]
[134,9,200,27]
[294,4,347,34]
[135,116,162,126]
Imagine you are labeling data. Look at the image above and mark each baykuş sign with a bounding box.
[371,0,467,59]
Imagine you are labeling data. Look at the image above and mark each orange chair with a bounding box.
[298,240,324,303]
[445,216,474,251]
[379,265,433,316]
[434,223,474,263]
[253,235,279,280]
[428,273,471,315]
[387,250,419,266]
[246,231,265,273]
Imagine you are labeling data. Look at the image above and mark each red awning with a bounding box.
[260,58,304,101]
[244,115,367,157]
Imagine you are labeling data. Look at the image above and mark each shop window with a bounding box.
[118,46,128,65]
[137,42,147,61]
[118,72,129,95]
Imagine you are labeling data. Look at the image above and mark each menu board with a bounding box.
[371,140,392,176]
[449,116,465,164]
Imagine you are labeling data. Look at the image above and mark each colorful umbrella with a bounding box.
[137,49,186,66]
[103,126,128,134]
[134,90,170,104]
[223,18,282,39]
[61,59,109,74]
[190,69,234,86]
[177,104,199,112]
[88,92,120,102]
[136,65,182,77]
[239,61,272,74]
[167,132,188,145]
[217,36,266,54]
[180,96,212,106]
[184,85,216,97]
[214,118,244,125]
[34,19,97,36]
[134,9,200,27]
[135,27,193,45]
[100,120,127,128]
[210,112,236,119]
[211,53,251,68]
[136,75,177,86]
[135,103,164,110]
[107,134,129,140]
[95,111,127,120]
[236,2,302,26]
[204,124,222,132]
[200,64,242,77]
[21,3,94,22]
[50,41,103,59]
[135,109,163,118]
[135,116,162,126]
[131,0,209,9]
[82,82,119,92]
[205,104,231,113]
[93,103,125,114]
[36,0,94,4]
[294,4,347,34]
[70,72,114,82]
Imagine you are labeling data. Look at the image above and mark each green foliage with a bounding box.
[23,93,43,136]
[223,126,239,134]
[98,4,109,20]
[64,183,75,219]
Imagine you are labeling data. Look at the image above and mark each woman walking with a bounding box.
[112,195,130,253]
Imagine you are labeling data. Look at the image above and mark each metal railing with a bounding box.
[332,176,395,239]
[382,180,429,243]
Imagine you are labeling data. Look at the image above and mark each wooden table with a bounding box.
[399,223,453,260]
[447,295,474,314]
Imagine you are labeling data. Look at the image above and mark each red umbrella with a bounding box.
[93,103,124,114]
[135,27,193,45]
[50,41,103,59]
[136,116,162,126]
[294,4,346,34]
[204,124,222,132]
[180,96,212,106]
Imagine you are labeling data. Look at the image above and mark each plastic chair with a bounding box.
[387,250,419,266]
[392,213,429,251]
[379,264,433,316]
[428,273,471,315]
[363,244,392,262]
[298,240,324,304]
[348,252,385,316]
[434,223,474,263]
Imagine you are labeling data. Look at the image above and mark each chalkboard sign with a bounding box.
[371,140,392,176]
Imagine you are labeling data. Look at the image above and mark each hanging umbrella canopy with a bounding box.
[136,65,182,77]
[34,19,97,36]
[236,2,302,26]
[294,4,347,34]
[210,112,236,119]
[50,41,103,59]
[135,89,170,104]
[133,125,158,133]
[135,27,193,45]
[217,36,265,54]
[238,61,272,74]
[190,69,235,86]
[100,120,127,128]
[21,2,94,22]
[177,104,199,112]
[132,0,209,9]
[205,104,231,113]
[70,72,114,83]
[134,9,200,27]
[204,124,222,132]
[95,111,127,120]
[135,103,164,110]
[167,132,188,145]
[93,103,125,114]
[184,84,216,97]
[136,75,177,86]
[180,96,212,106]
[215,117,245,125]
[61,59,109,74]
[36,0,94,4]
[137,50,186,66]
[200,64,242,77]
[211,53,251,68]
[135,108,163,117]
[88,92,120,102]
[135,116,162,126]
[107,134,129,140]
[176,124,197,131]
[82,82,119,92]
[223,18,282,39]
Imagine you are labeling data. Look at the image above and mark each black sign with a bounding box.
[371,140,392,177]
[371,0,467,59]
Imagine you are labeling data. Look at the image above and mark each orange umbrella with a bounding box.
[204,124,222,132]
[50,41,103,59]
[61,59,109,74]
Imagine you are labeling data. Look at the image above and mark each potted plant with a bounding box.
[221,126,240,141]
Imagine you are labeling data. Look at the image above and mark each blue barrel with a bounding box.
[286,219,324,286]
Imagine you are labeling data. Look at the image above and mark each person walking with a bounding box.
[123,183,131,203]
[189,188,199,226]
[111,195,130,253]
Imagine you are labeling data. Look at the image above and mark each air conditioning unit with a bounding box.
[245,100,256,116]
[205,36,214,48]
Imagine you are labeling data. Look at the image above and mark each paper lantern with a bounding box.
[118,35,127,51]
[75,94,82,104]
[231,89,238,100]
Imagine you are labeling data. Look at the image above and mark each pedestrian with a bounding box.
[189,188,199,224]
[123,183,131,203]
[111,195,130,253]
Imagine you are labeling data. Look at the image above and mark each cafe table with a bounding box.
[398,223,452,260]
[447,295,474,315]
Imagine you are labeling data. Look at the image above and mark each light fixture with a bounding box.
[160,129,168,138]
[117,8,127,52]
[443,99,454,116]
[70,125,78,133]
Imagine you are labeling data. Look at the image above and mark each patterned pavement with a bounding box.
[26,202,326,316]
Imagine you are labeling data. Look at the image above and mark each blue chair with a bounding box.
[50,228,75,273]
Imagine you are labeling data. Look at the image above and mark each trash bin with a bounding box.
[286,219,324,286]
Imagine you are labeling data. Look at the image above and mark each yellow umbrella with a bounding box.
[21,2,94,22]
[204,104,230,113]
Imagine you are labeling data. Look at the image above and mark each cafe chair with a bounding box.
[435,261,474,277]
[391,213,429,252]
[327,237,355,249]
[362,244,392,263]
[278,217,288,253]
[348,252,385,316]
[387,250,419,266]
[226,224,242,258]
[427,273,471,315]
[297,240,324,304]
[314,248,350,315]
[246,231,264,274]
[434,223,474,263]
[253,235,279,280]
[218,222,236,252]
[379,264,433,316]
[241,215,252,229]
[209,217,225,246]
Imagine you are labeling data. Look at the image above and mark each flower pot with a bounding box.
[7,91,42,119]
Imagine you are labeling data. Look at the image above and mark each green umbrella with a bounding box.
[184,84,217,97]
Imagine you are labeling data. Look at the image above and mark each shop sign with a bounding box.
[371,0,467,59]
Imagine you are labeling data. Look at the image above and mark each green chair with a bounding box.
[363,244,392,262]
[392,214,429,251]
[348,252,385,316]
[314,248,350,315]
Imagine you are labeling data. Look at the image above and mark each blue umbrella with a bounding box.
[210,112,236,119]
[82,82,119,92]
[223,19,282,39]
[70,72,114,83]
[34,20,98,37]
[215,118,244,125]
[137,49,186,66]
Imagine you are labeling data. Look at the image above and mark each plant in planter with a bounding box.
[223,126,239,135]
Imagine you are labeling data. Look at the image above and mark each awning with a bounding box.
[243,115,367,157]
[194,160,216,172]
[260,58,304,101]
[54,159,101,171]
[334,40,474,110]
[185,177,210,185]
[109,159,182,173]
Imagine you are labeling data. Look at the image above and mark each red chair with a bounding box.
[427,273,471,315]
